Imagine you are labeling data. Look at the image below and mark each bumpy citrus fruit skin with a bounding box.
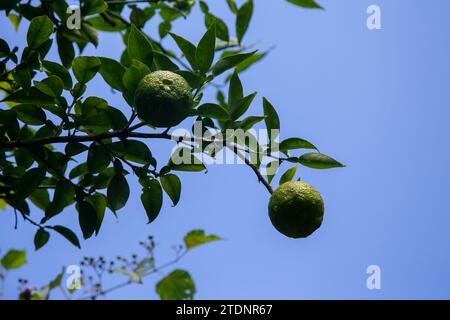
[268,181,324,238]
[134,71,193,127]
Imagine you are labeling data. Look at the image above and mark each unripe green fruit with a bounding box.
[134,71,193,128]
[268,181,324,238]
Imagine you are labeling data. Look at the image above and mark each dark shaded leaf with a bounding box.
[263,97,280,143]
[107,174,129,211]
[34,229,50,250]
[196,103,229,120]
[160,174,181,206]
[52,225,80,248]
[87,143,112,173]
[106,140,152,165]
[141,179,163,223]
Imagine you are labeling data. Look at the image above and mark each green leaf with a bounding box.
[106,140,152,165]
[107,174,129,211]
[204,13,229,42]
[87,143,112,173]
[263,97,280,143]
[128,24,153,68]
[14,104,47,125]
[196,103,229,120]
[85,15,127,32]
[72,56,101,83]
[17,167,46,199]
[226,0,238,13]
[160,174,181,206]
[52,226,80,248]
[236,0,253,44]
[175,70,204,89]
[85,193,106,235]
[0,38,10,57]
[29,188,50,211]
[168,148,207,172]
[156,269,196,300]
[42,60,73,90]
[56,33,75,68]
[1,250,26,270]
[45,181,75,220]
[280,137,317,154]
[141,179,163,223]
[235,51,267,74]
[229,92,257,120]
[196,24,216,74]
[82,0,108,15]
[279,166,298,185]
[228,70,243,106]
[99,57,126,91]
[298,152,345,169]
[184,230,221,250]
[65,142,88,156]
[169,32,197,70]
[77,200,98,240]
[287,0,323,9]
[122,60,151,107]
[237,116,265,130]
[34,229,50,251]
[2,87,55,105]
[27,16,54,49]
[212,51,256,76]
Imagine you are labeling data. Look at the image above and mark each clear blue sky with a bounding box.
[2,0,450,299]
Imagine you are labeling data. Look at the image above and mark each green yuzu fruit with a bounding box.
[134,71,193,127]
[268,181,324,238]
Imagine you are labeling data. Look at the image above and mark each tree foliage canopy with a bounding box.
[0,0,342,251]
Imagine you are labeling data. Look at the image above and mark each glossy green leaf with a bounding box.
[280,137,317,154]
[196,103,229,120]
[42,60,73,89]
[229,92,257,120]
[27,16,54,49]
[82,0,108,15]
[99,57,126,91]
[196,24,216,74]
[279,166,298,185]
[169,32,197,70]
[212,51,256,76]
[184,230,221,250]
[128,24,153,68]
[263,97,280,143]
[228,70,243,106]
[156,269,195,300]
[106,140,152,165]
[160,174,181,206]
[72,56,101,83]
[298,152,345,169]
[204,13,229,42]
[85,193,106,235]
[236,0,253,43]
